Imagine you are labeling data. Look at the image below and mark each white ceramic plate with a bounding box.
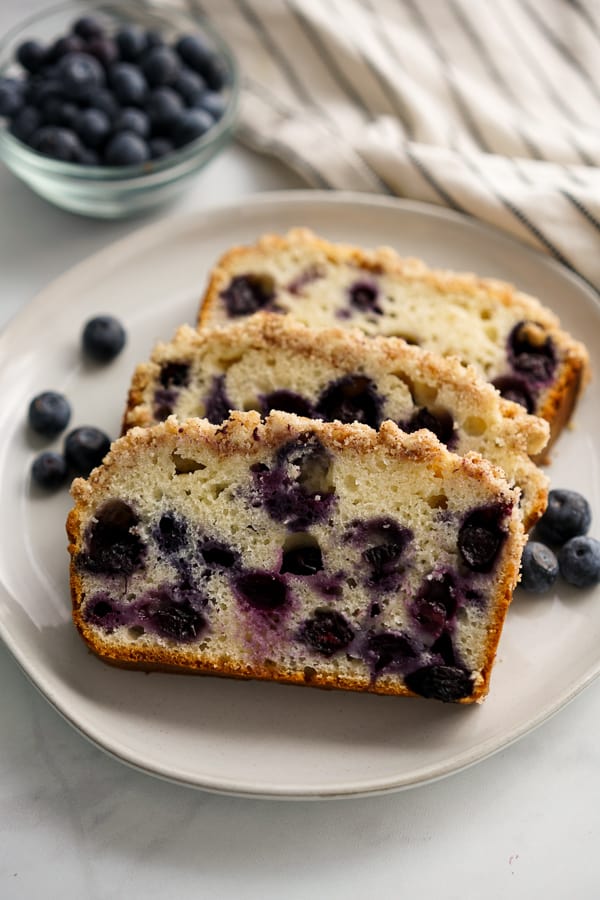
[1,192,599,799]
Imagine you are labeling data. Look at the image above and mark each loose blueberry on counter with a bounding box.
[104,130,149,165]
[30,125,82,161]
[82,315,126,361]
[300,609,354,657]
[315,374,382,429]
[220,274,275,317]
[404,664,473,702]
[520,542,559,593]
[535,489,591,546]
[83,499,146,575]
[558,536,600,589]
[234,571,288,611]
[31,451,68,489]
[113,107,150,139]
[108,62,147,105]
[173,108,213,147]
[28,390,71,436]
[16,40,46,74]
[64,426,111,476]
[458,504,507,573]
[57,52,105,100]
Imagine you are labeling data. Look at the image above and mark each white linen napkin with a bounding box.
[184,0,600,291]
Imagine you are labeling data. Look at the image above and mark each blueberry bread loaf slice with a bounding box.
[67,412,525,704]
[124,313,549,530]
[198,229,589,454]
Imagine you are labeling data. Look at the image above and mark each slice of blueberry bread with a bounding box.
[123,313,549,530]
[67,412,525,704]
[198,229,589,455]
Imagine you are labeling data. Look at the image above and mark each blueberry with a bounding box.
[64,426,111,476]
[141,46,179,86]
[200,541,238,568]
[83,87,120,119]
[148,136,174,158]
[201,54,228,92]
[41,98,78,128]
[25,76,62,108]
[86,37,119,68]
[153,388,177,421]
[536,489,591,546]
[113,106,150,138]
[175,34,213,73]
[404,664,473,702]
[31,451,68,489]
[151,598,206,642]
[430,630,457,667]
[204,374,232,424]
[492,375,535,413]
[28,390,71,436]
[47,34,85,62]
[58,52,105,100]
[234,571,288,610]
[145,30,164,50]
[558,536,600,588]
[145,86,184,129]
[508,321,556,384]
[280,542,323,575]
[220,274,275,317]
[347,517,411,588]
[82,499,145,574]
[348,279,382,314]
[174,68,206,105]
[31,125,83,161]
[104,130,149,166]
[458,504,507,573]
[10,105,42,142]
[116,26,148,62]
[366,631,419,673]
[155,513,188,554]
[160,362,189,388]
[16,40,46,73]
[261,390,314,418]
[315,374,383,429]
[75,108,111,147]
[73,16,105,40]
[196,91,226,121]
[78,147,100,165]
[300,609,354,656]
[412,571,457,633]
[172,108,213,147]
[0,78,24,117]
[401,407,455,447]
[108,62,147,105]
[82,315,126,361]
[520,541,559,593]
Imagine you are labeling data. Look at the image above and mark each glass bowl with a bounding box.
[0,0,239,218]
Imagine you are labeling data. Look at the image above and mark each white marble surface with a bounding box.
[2,3,600,898]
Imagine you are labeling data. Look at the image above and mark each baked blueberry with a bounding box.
[348,279,382,314]
[174,68,206,105]
[141,46,179,86]
[491,375,534,413]
[0,78,24,116]
[412,571,457,634]
[346,517,411,588]
[112,107,150,139]
[145,86,184,129]
[520,541,559,593]
[558,536,600,588]
[82,315,126,361]
[28,390,71,436]
[220,274,275,317]
[234,571,288,611]
[172,108,213,146]
[116,26,148,62]
[300,609,354,656]
[108,62,147,105]
[159,362,189,388]
[104,130,149,165]
[58,52,105,99]
[151,597,206,641]
[200,541,238,569]
[204,374,232,424]
[16,40,46,74]
[64,426,111,475]
[366,630,419,673]
[401,407,455,447]
[508,320,556,384]
[315,374,383,429]
[261,390,314,418]
[75,108,111,147]
[31,451,68,489]
[404,664,473,702]
[280,542,323,575]
[155,513,188,554]
[83,499,146,574]
[535,489,591,546]
[458,504,507,572]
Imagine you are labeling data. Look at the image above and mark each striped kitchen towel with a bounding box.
[186,0,600,291]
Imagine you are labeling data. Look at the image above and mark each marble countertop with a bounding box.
[1,3,600,898]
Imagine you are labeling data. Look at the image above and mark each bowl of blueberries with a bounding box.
[0,0,238,217]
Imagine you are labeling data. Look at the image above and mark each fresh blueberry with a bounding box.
[220,274,275,317]
[201,54,228,92]
[404,664,473,702]
[145,30,164,50]
[104,130,149,165]
[401,407,455,447]
[41,97,78,128]
[73,16,105,40]
[458,504,507,573]
[108,62,147,105]
[558,536,600,588]
[300,609,354,657]
[234,571,288,611]
[31,451,68,489]
[16,40,47,73]
[508,321,556,384]
[172,108,213,147]
[315,374,383,429]
[58,52,105,100]
[0,78,24,117]
[82,315,127,361]
[83,499,145,575]
[196,90,226,120]
[25,75,62,107]
[30,125,83,161]
[155,513,188,554]
[10,105,42,142]
[261,390,314,418]
[520,541,559,593]
[145,86,184,129]
[159,362,189,388]
[148,136,174,158]
[175,34,213,73]
[28,390,71,436]
[412,571,458,634]
[78,147,100,165]
[83,87,120,119]
[174,68,206,105]
[151,597,206,641]
[348,279,382,314]
[75,108,111,147]
[200,541,238,569]
[535,489,591,546]
[116,26,148,62]
[47,34,85,62]
[64,426,111,476]
[141,46,179,86]
[492,375,535,413]
[280,542,323,575]
[204,374,232,424]
[86,37,119,68]
[113,106,150,138]
[366,631,419,673]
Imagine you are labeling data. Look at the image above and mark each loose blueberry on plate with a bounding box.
[558,536,600,588]
[82,315,126,362]
[28,390,71,436]
[535,489,591,546]
[520,541,559,593]
[31,451,68,489]
[64,426,111,476]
